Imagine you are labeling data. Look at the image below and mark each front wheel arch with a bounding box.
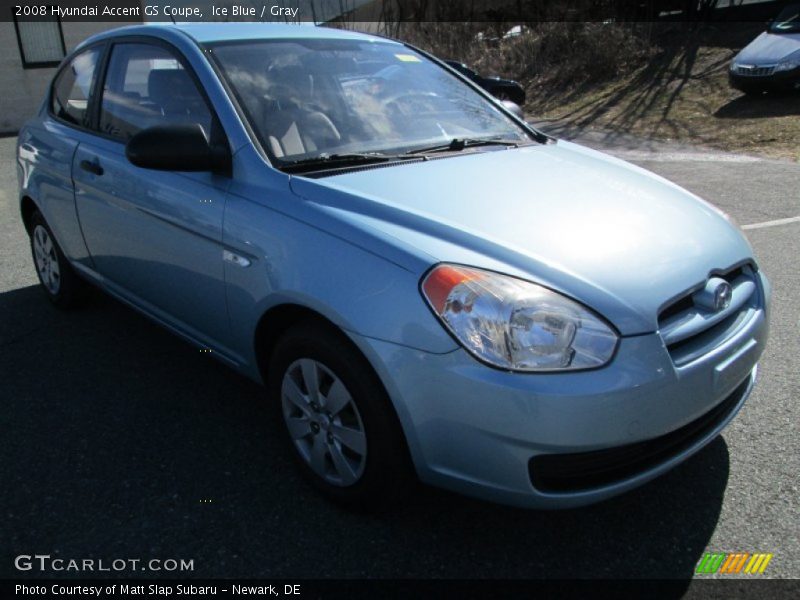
[253,305,415,464]
[20,196,39,235]
[267,319,415,508]
[253,303,342,384]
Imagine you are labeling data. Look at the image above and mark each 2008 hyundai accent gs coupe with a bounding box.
[17,23,770,509]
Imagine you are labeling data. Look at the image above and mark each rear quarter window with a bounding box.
[50,47,101,128]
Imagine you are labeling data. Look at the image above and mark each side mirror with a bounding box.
[126,123,230,173]
[501,100,525,120]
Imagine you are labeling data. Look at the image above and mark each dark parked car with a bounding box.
[729,3,800,94]
[445,60,526,105]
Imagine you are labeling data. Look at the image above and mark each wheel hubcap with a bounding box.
[281,358,367,487]
[33,225,60,295]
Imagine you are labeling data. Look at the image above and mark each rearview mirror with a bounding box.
[502,100,525,120]
[126,124,230,173]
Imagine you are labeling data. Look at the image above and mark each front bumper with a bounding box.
[349,272,770,509]
[729,67,800,92]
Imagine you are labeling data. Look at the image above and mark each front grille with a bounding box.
[736,65,775,77]
[658,264,759,366]
[528,376,749,493]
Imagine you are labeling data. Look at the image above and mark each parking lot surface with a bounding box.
[1,134,798,581]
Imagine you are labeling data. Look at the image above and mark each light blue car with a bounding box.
[17,23,770,510]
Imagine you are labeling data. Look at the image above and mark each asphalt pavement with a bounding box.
[1,132,798,583]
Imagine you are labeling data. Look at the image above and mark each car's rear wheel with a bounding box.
[268,321,413,510]
[29,210,85,308]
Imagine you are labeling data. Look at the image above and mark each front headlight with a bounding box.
[775,58,800,72]
[421,264,618,372]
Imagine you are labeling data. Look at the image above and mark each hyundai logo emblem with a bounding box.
[714,282,732,312]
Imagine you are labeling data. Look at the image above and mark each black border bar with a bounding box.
[4,579,800,600]
[3,0,798,23]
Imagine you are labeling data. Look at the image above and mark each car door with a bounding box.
[20,44,105,268]
[72,40,235,356]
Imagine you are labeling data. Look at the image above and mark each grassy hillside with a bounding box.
[529,32,800,160]
[409,22,800,160]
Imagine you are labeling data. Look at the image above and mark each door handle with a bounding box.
[79,159,104,176]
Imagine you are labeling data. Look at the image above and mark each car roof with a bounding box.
[78,22,396,47]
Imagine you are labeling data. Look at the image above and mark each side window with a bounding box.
[99,43,212,142]
[51,47,101,128]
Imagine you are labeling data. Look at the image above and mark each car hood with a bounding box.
[735,31,800,63]
[289,141,753,335]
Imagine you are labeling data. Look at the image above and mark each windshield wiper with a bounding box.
[280,140,523,174]
[280,152,422,174]
[405,137,522,155]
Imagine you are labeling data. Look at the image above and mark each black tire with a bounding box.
[29,210,86,308]
[267,320,414,511]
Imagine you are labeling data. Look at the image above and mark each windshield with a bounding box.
[208,38,531,165]
[769,5,800,33]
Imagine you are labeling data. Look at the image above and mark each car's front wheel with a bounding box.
[29,210,85,308]
[268,321,413,510]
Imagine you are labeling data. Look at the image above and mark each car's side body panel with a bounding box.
[17,23,462,373]
[72,136,237,356]
[18,120,94,265]
[220,146,459,381]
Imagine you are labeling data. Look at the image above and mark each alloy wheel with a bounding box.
[33,225,60,295]
[281,358,368,486]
